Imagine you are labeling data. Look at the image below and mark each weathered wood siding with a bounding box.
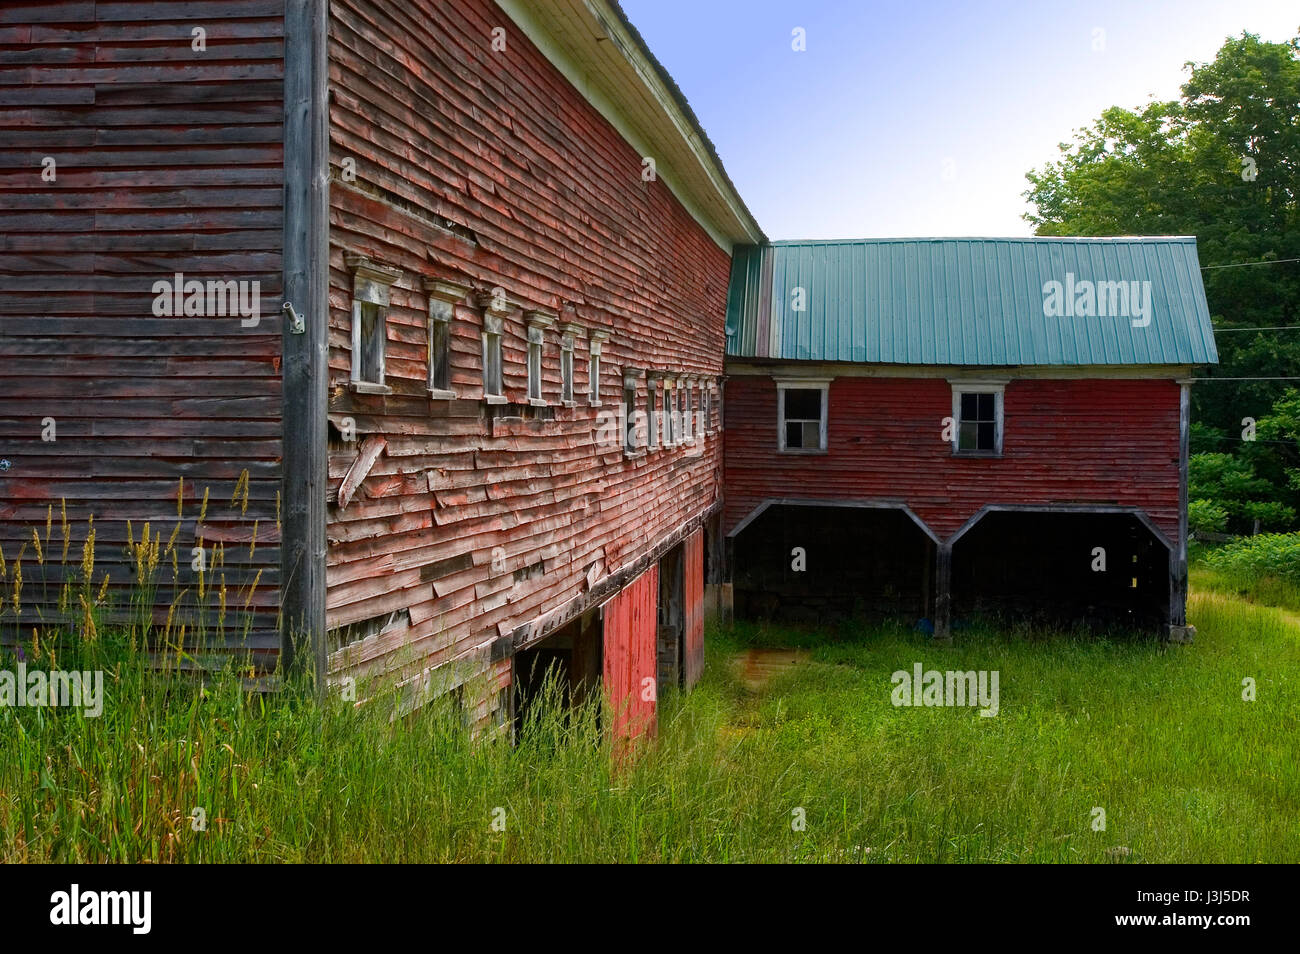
[602,564,657,742]
[724,376,1181,542]
[325,0,729,709]
[683,527,704,688]
[0,1,286,660]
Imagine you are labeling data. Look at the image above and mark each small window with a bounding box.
[647,379,659,450]
[588,331,607,404]
[702,385,711,435]
[662,384,675,445]
[346,255,401,394]
[561,337,574,404]
[952,385,1004,455]
[683,384,694,442]
[356,303,385,385]
[424,278,467,398]
[623,374,639,453]
[778,382,828,452]
[482,317,504,399]
[525,312,554,406]
[527,336,542,401]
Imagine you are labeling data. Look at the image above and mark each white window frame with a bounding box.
[950,381,1006,456]
[622,369,643,456]
[776,379,830,453]
[424,277,469,400]
[661,379,676,446]
[345,254,401,395]
[525,311,555,407]
[482,313,505,403]
[646,374,661,450]
[588,330,608,406]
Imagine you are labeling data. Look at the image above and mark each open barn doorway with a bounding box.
[950,508,1170,634]
[730,502,937,626]
[513,610,602,736]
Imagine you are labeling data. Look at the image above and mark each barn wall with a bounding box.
[723,376,1181,542]
[324,0,729,714]
[0,1,287,661]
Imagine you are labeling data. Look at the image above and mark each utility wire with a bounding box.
[1212,326,1300,333]
[1193,376,1300,381]
[1201,257,1300,270]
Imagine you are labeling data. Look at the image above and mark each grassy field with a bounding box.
[2,585,1297,863]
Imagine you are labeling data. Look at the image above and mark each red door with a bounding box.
[602,565,658,744]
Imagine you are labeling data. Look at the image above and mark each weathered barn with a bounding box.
[1,3,1218,742]
[0,0,761,737]
[721,238,1218,637]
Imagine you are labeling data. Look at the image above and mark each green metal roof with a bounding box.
[725,237,1219,366]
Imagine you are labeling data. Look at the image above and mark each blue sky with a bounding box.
[619,0,1299,240]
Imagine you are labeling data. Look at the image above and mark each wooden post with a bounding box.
[934,542,953,641]
[280,0,330,689]
[1169,380,1192,638]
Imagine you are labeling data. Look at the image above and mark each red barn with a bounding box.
[0,0,762,738]
[721,238,1218,638]
[1,2,1216,745]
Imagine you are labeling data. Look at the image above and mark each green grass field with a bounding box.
[2,583,1297,863]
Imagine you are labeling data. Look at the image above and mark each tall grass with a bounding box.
[3,589,1297,862]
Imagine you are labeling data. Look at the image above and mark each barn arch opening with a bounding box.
[949,507,1170,634]
[729,501,937,626]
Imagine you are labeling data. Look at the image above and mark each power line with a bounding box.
[1201,257,1300,270]
[1193,376,1300,381]
[1212,325,1300,333]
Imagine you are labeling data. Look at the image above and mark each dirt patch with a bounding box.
[734,648,810,692]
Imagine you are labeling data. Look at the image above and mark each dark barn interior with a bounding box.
[951,510,1170,633]
[732,504,934,625]
[513,612,602,734]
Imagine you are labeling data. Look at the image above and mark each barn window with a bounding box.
[647,374,661,450]
[623,369,643,454]
[951,383,1004,455]
[424,277,468,399]
[560,330,576,405]
[662,380,676,445]
[678,379,690,442]
[589,330,608,405]
[777,380,829,452]
[525,311,554,406]
[346,255,402,394]
[482,313,504,402]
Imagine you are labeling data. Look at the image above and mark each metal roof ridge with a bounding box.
[762,236,1198,246]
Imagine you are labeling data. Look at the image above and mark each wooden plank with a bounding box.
[683,527,705,689]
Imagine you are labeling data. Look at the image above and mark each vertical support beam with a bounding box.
[1170,379,1192,633]
[281,0,329,689]
[934,542,953,641]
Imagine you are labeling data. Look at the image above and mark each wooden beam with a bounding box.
[934,543,952,641]
[280,0,329,688]
[1171,380,1192,631]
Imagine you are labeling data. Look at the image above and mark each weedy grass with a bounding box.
[2,584,1296,863]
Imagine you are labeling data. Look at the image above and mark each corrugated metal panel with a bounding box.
[725,237,1219,366]
[603,566,658,744]
[683,529,705,688]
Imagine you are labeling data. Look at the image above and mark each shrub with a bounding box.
[1189,499,1229,534]
[1202,532,1300,584]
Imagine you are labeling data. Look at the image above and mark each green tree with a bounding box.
[1025,32,1300,528]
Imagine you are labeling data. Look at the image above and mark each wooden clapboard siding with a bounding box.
[724,376,1181,542]
[324,0,728,715]
[0,0,286,661]
[602,564,657,743]
[683,527,704,689]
